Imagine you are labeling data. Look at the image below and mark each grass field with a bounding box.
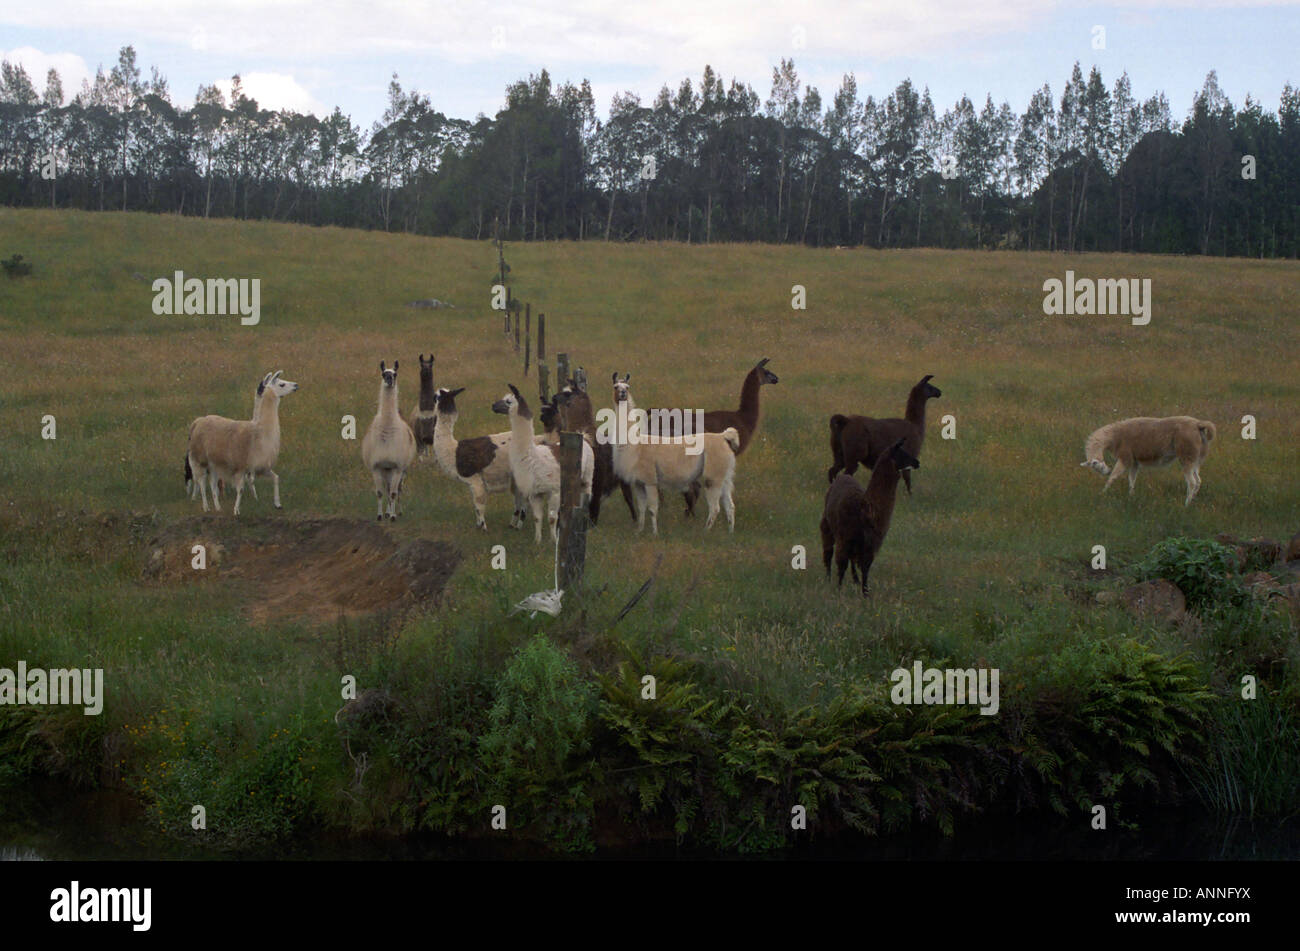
[1,208,1297,852]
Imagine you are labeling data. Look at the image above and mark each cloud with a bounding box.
[0,46,91,103]
[214,72,327,115]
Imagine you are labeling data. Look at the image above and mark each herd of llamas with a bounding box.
[183,355,1217,597]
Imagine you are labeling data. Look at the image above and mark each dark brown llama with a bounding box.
[820,438,920,596]
[827,374,940,495]
[411,353,437,454]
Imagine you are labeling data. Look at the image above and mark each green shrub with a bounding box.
[1186,688,1300,818]
[479,635,598,851]
[1134,536,1244,609]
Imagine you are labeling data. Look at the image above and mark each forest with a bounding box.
[1,46,1296,256]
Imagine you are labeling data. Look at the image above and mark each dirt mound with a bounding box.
[143,517,460,625]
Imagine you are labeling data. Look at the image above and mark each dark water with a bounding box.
[2,779,1297,861]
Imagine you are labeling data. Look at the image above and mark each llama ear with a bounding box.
[450,387,466,398]
[380,361,386,373]
[757,357,769,368]
[271,370,283,382]
[920,374,934,384]
[508,383,521,399]
[611,372,618,383]
[393,360,399,371]
[623,373,631,383]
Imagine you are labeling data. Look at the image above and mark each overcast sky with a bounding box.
[3,1,1296,126]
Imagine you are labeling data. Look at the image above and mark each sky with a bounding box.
[2,1,1297,127]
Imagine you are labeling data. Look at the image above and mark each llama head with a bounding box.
[492,383,530,419]
[435,386,465,414]
[612,372,631,404]
[754,357,779,385]
[379,361,399,389]
[261,369,298,399]
[915,374,941,399]
[540,398,559,432]
[887,437,921,472]
[418,353,435,381]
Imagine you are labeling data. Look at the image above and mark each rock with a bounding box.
[1118,580,1187,624]
[406,298,455,309]
[1245,571,1277,597]
[1287,530,1300,563]
[1243,537,1282,569]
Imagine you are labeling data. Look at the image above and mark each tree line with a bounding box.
[1,46,1296,257]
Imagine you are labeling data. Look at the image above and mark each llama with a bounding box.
[361,361,416,521]
[820,438,920,596]
[411,353,437,455]
[1080,416,1216,505]
[554,380,636,526]
[428,386,528,531]
[186,371,299,515]
[186,378,273,503]
[609,373,739,534]
[666,358,779,516]
[492,384,595,544]
[827,374,941,494]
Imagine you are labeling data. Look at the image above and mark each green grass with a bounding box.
[1,208,1297,851]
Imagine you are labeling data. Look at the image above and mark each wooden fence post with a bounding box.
[514,299,521,352]
[537,314,546,363]
[557,431,588,596]
[557,353,569,389]
[539,362,550,403]
[524,306,531,376]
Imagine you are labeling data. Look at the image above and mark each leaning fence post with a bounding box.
[557,431,588,596]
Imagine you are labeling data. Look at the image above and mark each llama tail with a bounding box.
[184,455,193,491]
[1198,420,1217,444]
[1081,424,1112,476]
[721,426,740,453]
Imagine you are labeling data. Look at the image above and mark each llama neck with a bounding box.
[418,373,435,411]
[508,407,535,452]
[738,367,763,424]
[378,383,400,420]
[905,388,930,426]
[258,392,280,434]
[432,408,458,472]
[865,461,902,533]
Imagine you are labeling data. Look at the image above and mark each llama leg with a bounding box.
[631,484,647,532]
[703,482,721,530]
[389,471,403,520]
[371,470,386,520]
[1127,464,1138,495]
[468,479,489,530]
[620,481,638,522]
[548,492,559,542]
[860,550,876,597]
[902,469,913,496]
[683,484,698,518]
[820,519,834,577]
[722,481,735,533]
[209,471,222,511]
[1102,459,1127,493]
[271,469,281,509]
[530,495,545,545]
[835,553,850,587]
[232,473,245,516]
[248,473,258,500]
[1185,464,1201,505]
[644,484,661,535]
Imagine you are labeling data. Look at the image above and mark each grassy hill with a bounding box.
[1,208,1297,852]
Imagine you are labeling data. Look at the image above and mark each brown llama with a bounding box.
[820,438,920,596]
[411,353,437,454]
[1081,416,1216,505]
[827,374,941,495]
[554,380,637,525]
